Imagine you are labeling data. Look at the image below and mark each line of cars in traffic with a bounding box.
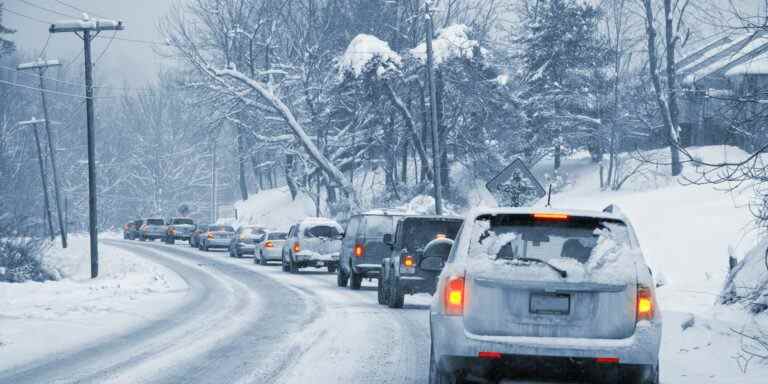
[122,206,661,384]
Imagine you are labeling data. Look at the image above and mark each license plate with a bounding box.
[529,293,570,315]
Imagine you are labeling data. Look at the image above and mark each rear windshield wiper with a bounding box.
[511,257,568,278]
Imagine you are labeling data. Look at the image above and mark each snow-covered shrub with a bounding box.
[721,240,768,314]
[0,214,54,283]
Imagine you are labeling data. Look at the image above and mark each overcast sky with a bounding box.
[4,0,176,88]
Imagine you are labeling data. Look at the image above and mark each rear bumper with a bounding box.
[353,263,381,277]
[430,315,661,368]
[295,251,339,263]
[205,239,231,248]
[261,248,282,260]
[398,274,437,294]
[236,243,257,254]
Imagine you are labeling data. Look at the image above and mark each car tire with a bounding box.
[337,268,348,287]
[377,278,386,305]
[203,242,209,252]
[289,254,299,273]
[350,270,362,290]
[388,275,404,309]
[282,255,289,272]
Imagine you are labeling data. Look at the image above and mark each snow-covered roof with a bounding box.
[338,34,401,79]
[678,32,768,84]
[299,217,343,230]
[725,54,768,76]
[410,24,480,65]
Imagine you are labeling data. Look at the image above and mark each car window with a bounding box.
[345,217,360,237]
[268,232,287,240]
[471,215,630,264]
[397,219,462,252]
[172,218,194,225]
[147,219,164,225]
[304,225,341,238]
[364,215,395,236]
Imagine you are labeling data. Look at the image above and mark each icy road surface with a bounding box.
[0,239,430,384]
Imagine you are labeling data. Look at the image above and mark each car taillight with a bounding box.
[170,228,176,235]
[354,243,364,257]
[265,241,273,248]
[292,243,300,253]
[402,255,415,268]
[444,276,465,316]
[637,285,654,322]
[207,232,214,240]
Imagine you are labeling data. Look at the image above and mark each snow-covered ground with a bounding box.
[0,235,188,371]
[534,146,768,383]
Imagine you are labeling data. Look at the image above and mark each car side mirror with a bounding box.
[335,233,345,240]
[383,233,393,246]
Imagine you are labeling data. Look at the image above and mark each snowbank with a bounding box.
[233,187,316,231]
[0,235,188,370]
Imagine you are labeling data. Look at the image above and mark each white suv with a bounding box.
[282,218,343,273]
[429,207,661,384]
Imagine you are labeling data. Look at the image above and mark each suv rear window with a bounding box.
[397,218,462,252]
[304,225,341,238]
[147,219,164,225]
[211,226,234,232]
[364,215,395,236]
[268,232,287,240]
[172,218,194,225]
[471,214,630,264]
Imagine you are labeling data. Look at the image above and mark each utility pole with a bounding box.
[424,1,443,215]
[51,16,124,278]
[18,59,68,248]
[18,118,54,240]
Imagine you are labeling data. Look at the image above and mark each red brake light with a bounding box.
[207,231,214,240]
[444,276,465,316]
[478,351,502,360]
[402,255,415,268]
[596,357,620,364]
[532,212,570,221]
[292,243,301,253]
[354,244,364,257]
[637,285,654,321]
[265,241,273,248]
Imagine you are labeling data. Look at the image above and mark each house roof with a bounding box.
[678,31,768,85]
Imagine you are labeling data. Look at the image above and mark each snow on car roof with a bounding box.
[299,217,343,229]
[466,207,626,222]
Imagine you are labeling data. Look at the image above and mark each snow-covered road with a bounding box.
[0,239,431,384]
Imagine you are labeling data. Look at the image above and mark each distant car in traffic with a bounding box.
[379,215,463,307]
[282,218,343,273]
[190,224,209,248]
[164,217,196,244]
[338,211,405,290]
[123,220,140,240]
[255,230,288,265]
[198,225,236,251]
[229,225,266,258]
[139,218,167,241]
[429,208,661,384]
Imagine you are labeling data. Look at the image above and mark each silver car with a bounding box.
[255,230,288,265]
[282,218,343,273]
[198,225,236,252]
[429,207,661,384]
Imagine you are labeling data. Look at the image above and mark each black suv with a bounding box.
[338,211,405,289]
[378,215,463,308]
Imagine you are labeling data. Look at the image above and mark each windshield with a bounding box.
[472,215,630,263]
[268,232,287,240]
[397,219,462,252]
[146,219,164,225]
[172,218,194,225]
[304,225,341,238]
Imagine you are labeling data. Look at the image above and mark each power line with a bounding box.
[52,0,103,18]
[38,33,53,58]
[1,5,53,24]
[17,0,78,19]
[94,31,118,65]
